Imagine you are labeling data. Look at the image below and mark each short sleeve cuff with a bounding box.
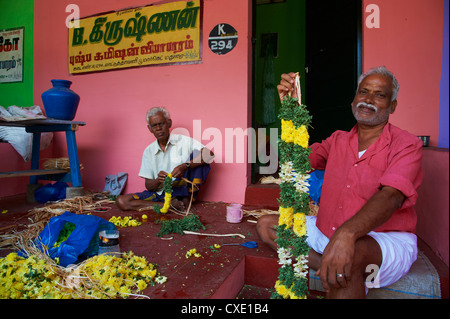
[379,174,418,209]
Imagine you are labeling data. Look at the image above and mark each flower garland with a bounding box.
[153,173,173,214]
[272,75,312,299]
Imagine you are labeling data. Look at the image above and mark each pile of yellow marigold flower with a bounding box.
[0,253,64,299]
[0,251,166,299]
[109,216,142,227]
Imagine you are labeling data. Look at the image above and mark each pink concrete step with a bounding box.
[244,184,280,210]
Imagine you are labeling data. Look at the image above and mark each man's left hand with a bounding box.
[171,164,188,179]
[316,229,356,291]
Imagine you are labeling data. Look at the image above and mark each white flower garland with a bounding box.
[279,161,311,193]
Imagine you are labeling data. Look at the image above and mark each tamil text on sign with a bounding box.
[68,0,202,74]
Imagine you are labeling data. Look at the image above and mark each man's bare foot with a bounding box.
[170,197,189,211]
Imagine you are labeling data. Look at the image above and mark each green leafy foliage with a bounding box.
[156,214,205,237]
[52,222,76,248]
[279,139,312,173]
[153,205,162,214]
[278,96,312,128]
[278,183,311,214]
[162,175,173,194]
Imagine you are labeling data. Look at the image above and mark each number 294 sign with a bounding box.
[208,23,238,55]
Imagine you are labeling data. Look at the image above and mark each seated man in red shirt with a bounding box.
[256,66,423,298]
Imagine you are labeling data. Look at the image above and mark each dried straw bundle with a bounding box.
[243,208,279,219]
[42,157,84,170]
[30,193,113,215]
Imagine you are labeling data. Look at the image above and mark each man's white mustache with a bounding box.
[357,102,378,112]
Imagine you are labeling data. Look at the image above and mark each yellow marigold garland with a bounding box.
[154,173,173,214]
[273,81,312,299]
[278,206,294,229]
[281,119,309,148]
[293,213,307,237]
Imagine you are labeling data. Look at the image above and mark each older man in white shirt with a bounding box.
[116,107,214,211]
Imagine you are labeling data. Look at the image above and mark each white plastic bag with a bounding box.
[0,105,52,161]
[0,127,53,162]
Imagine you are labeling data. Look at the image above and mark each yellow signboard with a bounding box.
[68,0,202,74]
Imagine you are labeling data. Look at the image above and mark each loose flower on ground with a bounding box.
[109,216,142,227]
[185,248,202,259]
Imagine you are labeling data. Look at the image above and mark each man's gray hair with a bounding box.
[357,66,400,101]
[146,106,171,124]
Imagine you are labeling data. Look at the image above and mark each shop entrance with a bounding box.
[251,0,362,182]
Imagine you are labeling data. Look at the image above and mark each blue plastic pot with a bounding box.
[41,79,80,121]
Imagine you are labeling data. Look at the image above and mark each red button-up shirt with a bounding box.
[310,123,423,238]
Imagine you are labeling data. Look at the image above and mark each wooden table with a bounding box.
[0,118,86,199]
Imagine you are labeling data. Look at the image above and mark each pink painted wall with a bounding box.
[415,148,449,266]
[362,1,448,265]
[33,0,252,204]
[362,0,444,147]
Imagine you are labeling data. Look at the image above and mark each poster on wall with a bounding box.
[68,0,202,74]
[0,27,24,83]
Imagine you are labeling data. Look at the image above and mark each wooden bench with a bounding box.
[0,169,69,179]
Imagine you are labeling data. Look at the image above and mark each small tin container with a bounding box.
[418,136,430,147]
[98,230,120,256]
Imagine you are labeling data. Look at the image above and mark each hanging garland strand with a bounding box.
[153,173,173,214]
[272,74,313,299]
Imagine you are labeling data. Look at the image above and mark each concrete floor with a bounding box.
[0,194,280,299]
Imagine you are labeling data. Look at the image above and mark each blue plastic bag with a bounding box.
[35,211,116,267]
[307,170,325,204]
[34,182,68,203]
